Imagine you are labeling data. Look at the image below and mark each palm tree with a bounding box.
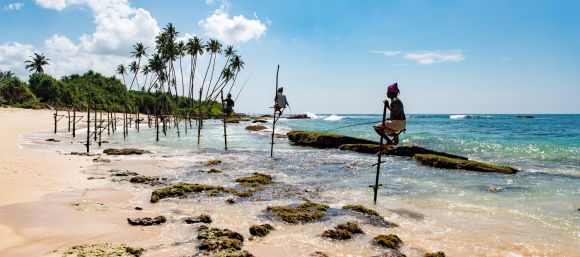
[227,54,245,95]
[207,45,236,100]
[197,39,221,143]
[116,64,127,87]
[186,36,203,106]
[128,61,140,90]
[129,43,147,90]
[176,41,187,97]
[25,53,50,73]
[204,39,222,99]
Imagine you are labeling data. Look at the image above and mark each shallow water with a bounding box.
[23,114,580,256]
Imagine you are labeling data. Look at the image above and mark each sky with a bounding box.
[1,0,579,114]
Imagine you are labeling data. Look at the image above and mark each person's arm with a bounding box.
[384,99,391,111]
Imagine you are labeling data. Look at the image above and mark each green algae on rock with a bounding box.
[129,175,163,186]
[245,125,268,131]
[425,251,446,257]
[374,234,402,249]
[322,221,363,240]
[62,243,144,257]
[226,198,236,204]
[338,144,467,160]
[235,173,273,187]
[197,226,253,256]
[249,224,274,237]
[205,159,222,166]
[266,201,329,223]
[252,118,268,123]
[103,148,150,155]
[287,131,378,148]
[150,182,225,203]
[184,214,212,224]
[413,154,519,174]
[342,205,380,216]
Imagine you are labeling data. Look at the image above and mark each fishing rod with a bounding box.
[235,74,252,102]
[322,120,381,132]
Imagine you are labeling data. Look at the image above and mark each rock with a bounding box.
[111,170,139,176]
[87,176,105,180]
[425,252,446,257]
[252,119,268,123]
[322,222,363,240]
[287,131,378,148]
[226,117,250,123]
[287,114,310,119]
[134,207,143,211]
[205,159,222,166]
[515,115,534,119]
[267,201,329,223]
[342,205,380,216]
[103,148,150,155]
[127,216,166,226]
[311,252,329,257]
[200,168,223,173]
[413,154,519,174]
[249,224,274,237]
[235,173,273,187]
[372,250,407,257]
[226,198,236,204]
[339,144,468,159]
[197,226,252,256]
[45,138,60,142]
[321,228,351,240]
[129,175,163,186]
[245,125,268,131]
[184,214,212,224]
[374,234,402,249]
[150,183,225,203]
[93,157,111,163]
[62,243,144,257]
[227,189,257,198]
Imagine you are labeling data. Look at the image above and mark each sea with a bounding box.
[23,113,580,256]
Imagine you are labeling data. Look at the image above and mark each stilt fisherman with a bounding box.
[373,83,406,146]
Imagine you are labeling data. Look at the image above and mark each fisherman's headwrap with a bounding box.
[278,87,284,93]
[387,83,399,94]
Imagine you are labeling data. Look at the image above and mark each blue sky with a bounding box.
[1,0,579,114]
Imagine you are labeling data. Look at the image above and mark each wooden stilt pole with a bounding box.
[93,105,97,141]
[54,108,58,134]
[373,98,389,204]
[98,111,102,147]
[270,65,280,158]
[221,90,228,151]
[72,108,76,138]
[107,110,110,135]
[67,108,71,132]
[86,83,91,154]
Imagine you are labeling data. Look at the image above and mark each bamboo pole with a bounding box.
[373,99,389,204]
[270,65,280,158]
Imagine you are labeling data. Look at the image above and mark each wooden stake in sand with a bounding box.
[270,65,280,158]
[85,83,91,154]
[372,93,389,204]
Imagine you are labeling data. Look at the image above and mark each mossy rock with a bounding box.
[374,234,402,249]
[185,214,212,224]
[235,173,273,187]
[342,205,380,216]
[249,224,274,237]
[227,188,257,198]
[311,252,329,257]
[197,226,249,256]
[266,201,329,223]
[226,198,236,204]
[245,125,268,131]
[129,175,163,186]
[226,117,250,123]
[206,159,223,166]
[287,131,378,148]
[425,252,446,257]
[338,144,467,160]
[103,148,150,155]
[321,228,351,240]
[150,182,225,203]
[321,222,363,240]
[63,243,144,256]
[413,154,518,174]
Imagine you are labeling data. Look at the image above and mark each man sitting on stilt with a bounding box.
[223,93,235,117]
[373,83,406,146]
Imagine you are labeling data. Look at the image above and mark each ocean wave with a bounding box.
[305,112,321,119]
[324,114,345,121]
[450,114,494,120]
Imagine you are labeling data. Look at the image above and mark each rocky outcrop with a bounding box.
[127,216,166,226]
[287,131,378,148]
[339,144,468,160]
[197,226,253,256]
[245,125,268,131]
[287,114,310,119]
[150,183,225,203]
[184,214,212,224]
[249,224,274,237]
[413,154,519,174]
[374,234,402,249]
[63,243,144,257]
[103,148,150,155]
[425,252,446,257]
[267,201,329,223]
[321,222,363,240]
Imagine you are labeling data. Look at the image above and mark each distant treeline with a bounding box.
[0,70,222,116]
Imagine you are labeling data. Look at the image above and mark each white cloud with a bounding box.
[199,8,267,44]
[0,42,35,75]
[35,0,66,10]
[3,2,24,10]
[371,50,465,65]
